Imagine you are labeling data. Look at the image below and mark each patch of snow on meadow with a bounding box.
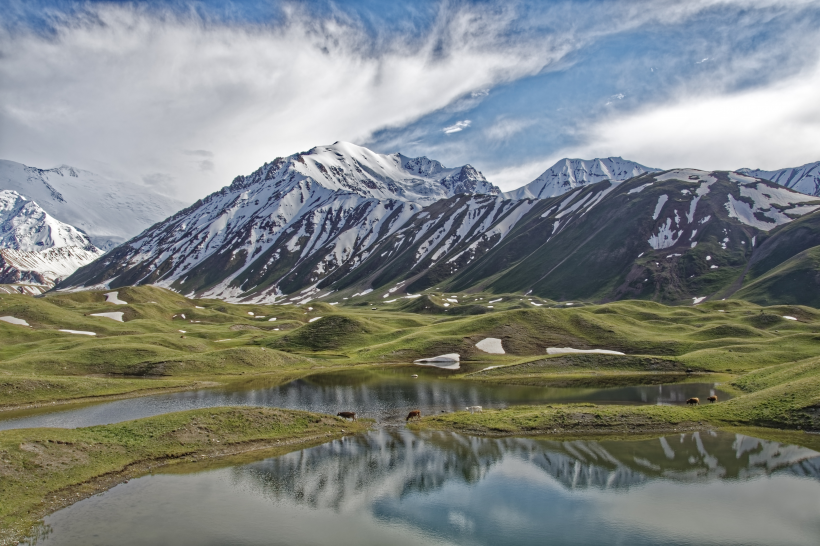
[693,297,707,305]
[547,347,625,355]
[475,338,505,354]
[60,329,96,336]
[308,317,322,322]
[414,353,460,370]
[0,316,29,326]
[488,298,503,304]
[90,312,124,322]
[104,291,127,305]
[783,316,798,321]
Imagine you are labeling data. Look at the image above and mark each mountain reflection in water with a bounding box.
[31,430,820,546]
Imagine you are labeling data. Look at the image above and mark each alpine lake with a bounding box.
[7,366,820,546]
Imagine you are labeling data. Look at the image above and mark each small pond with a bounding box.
[25,430,820,546]
[0,367,731,430]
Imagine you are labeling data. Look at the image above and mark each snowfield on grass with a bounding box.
[0,316,29,326]
[547,347,625,355]
[413,355,461,371]
[475,338,505,354]
[415,353,460,363]
[104,291,127,305]
[783,316,798,321]
[90,312,124,322]
[59,329,96,336]
[308,317,322,322]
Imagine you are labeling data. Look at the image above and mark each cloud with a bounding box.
[484,117,536,142]
[484,158,557,191]
[557,59,820,172]
[443,120,471,134]
[0,3,565,200]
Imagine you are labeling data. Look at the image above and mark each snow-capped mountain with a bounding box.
[0,190,94,251]
[60,151,820,305]
[59,142,500,301]
[737,161,820,197]
[503,157,660,200]
[0,160,188,250]
[0,189,102,287]
[0,246,102,286]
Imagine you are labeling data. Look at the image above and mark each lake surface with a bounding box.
[0,368,731,430]
[25,429,820,546]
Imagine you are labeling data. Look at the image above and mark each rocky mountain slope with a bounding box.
[60,145,820,305]
[737,161,820,197]
[59,142,501,301]
[0,160,188,250]
[503,157,659,200]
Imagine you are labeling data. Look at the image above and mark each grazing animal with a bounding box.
[466,406,483,414]
[406,410,421,421]
[686,397,700,405]
[707,395,718,403]
[337,411,356,421]
[411,374,419,378]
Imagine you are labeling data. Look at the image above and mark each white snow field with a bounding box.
[59,329,96,336]
[0,316,29,326]
[90,312,125,322]
[475,338,505,354]
[104,291,127,305]
[546,347,625,355]
[414,353,461,370]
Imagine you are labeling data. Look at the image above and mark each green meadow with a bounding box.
[0,285,818,430]
[2,285,820,543]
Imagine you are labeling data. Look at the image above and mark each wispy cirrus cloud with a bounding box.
[2,0,819,199]
[443,120,471,134]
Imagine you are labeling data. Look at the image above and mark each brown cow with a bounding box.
[406,410,421,421]
[707,395,718,403]
[686,397,700,405]
[337,411,356,421]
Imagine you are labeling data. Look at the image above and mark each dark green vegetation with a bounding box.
[0,407,367,544]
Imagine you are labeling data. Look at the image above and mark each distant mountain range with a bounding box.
[0,160,186,290]
[57,143,820,307]
[0,160,187,250]
[737,161,820,197]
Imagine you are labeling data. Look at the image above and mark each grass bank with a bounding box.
[0,407,368,545]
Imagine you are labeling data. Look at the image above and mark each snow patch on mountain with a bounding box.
[504,157,659,200]
[725,182,819,230]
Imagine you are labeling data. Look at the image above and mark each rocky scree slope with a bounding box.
[59,142,500,302]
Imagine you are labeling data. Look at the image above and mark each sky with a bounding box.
[1,0,820,202]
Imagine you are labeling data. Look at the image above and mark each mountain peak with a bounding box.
[231,142,499,203]
[0,189,96,252]
[504,157,660,200]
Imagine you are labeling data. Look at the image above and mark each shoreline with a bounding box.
[0,407,369,546]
